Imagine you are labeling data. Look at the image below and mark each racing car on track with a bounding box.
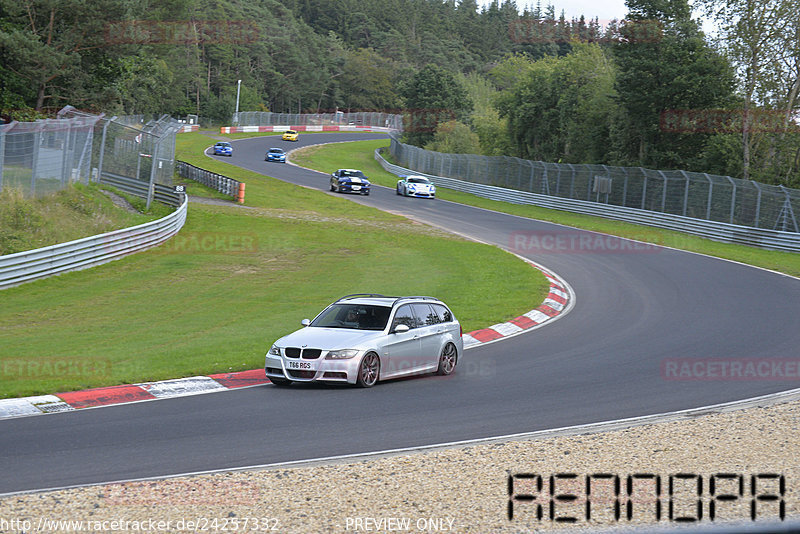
[396,175,436,198]
[282,130,299,141]
[330,169,370,195]
[213,142,233,156]
[265,147,286,162]
[265,294,463,387]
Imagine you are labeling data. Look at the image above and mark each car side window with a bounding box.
[391,305,416,331]
[431,304,453,323]
[412,303,439,326]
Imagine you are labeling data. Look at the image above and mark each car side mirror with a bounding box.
[301,319,310,326]
[393,324,410,333]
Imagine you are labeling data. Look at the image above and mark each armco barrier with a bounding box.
[176,160,244,202]
[99,172,183,207]
[220,125,393,134]
[375,149,800,252]
[0,194,187,290]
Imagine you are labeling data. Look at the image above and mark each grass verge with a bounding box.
[292,140,800,279]
[0,132,549,399]
[0,183,166,256]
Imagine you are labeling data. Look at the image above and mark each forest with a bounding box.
[1,0,798,186]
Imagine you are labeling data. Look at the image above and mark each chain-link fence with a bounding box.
[388,133,800,233]
[235,111,403,131]
[0,111,101,197]
[1,107,183,208]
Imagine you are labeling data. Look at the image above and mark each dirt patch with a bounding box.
[99,189,139,214]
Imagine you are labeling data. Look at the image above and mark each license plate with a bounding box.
[351,185,361,190]
[287,360,314,370]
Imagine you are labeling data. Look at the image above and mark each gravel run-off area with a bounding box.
[1,393,798,533]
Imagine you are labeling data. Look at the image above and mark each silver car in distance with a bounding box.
[265,294,463,387]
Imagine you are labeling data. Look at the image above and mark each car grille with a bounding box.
[284,347,322,359]
[287,370,316,379]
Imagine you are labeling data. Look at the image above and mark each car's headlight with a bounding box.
[326,349,359,359]
[268,346,281,356]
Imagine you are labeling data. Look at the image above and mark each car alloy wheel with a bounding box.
[436,343,457,375]
[356,352,380,387]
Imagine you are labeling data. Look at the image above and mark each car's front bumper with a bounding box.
[265,353,361,384]
[339,184,370,194]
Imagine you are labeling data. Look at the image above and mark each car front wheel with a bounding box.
[436,343,457,375]
[356,352,380,387]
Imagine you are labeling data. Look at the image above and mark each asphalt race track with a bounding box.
[1,132,799,494]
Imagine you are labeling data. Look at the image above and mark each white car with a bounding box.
[396,175,436,198]
[265,295,463,387]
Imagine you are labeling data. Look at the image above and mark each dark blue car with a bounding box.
[330,169,370,195]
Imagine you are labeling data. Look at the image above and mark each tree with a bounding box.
[424,120,481,153]
[0,0,137,111]
[494,44,617,163]
[338,48,400,111]
[611,0,735,168]
[399,64,472,147]
[697,0,800,185]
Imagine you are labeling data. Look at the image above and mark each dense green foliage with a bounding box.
[1,0,797,186]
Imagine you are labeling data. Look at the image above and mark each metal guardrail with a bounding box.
[387,133,800,234]
[0,194,187,290]
[176,160,243,201]
[99,171,183,207]
[375,149,800,252]
[235,111,403,131]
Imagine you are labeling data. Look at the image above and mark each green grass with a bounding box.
[0,183,166,255]
[0,132,550,399]
[292,140,800,279]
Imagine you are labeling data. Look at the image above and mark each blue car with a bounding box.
[265,147,286,162]
[213,142,233,157]
[330,169,370,195]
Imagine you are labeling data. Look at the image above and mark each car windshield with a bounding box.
[408,177,430,184]
[310,304,391,331]
[340,170,365,178]
[269,148,283,153]
[285,130,296,134]
[216,143,231,147]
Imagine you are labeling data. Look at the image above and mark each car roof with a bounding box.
[334,294,444,307]
[268,147,283,151]
[215,142,231,145]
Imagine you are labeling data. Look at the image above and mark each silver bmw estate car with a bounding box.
[265,294,463,387]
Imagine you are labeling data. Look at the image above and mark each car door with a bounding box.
[383,304,421,378]
[411,303,442,368]
[431,303,459,341]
